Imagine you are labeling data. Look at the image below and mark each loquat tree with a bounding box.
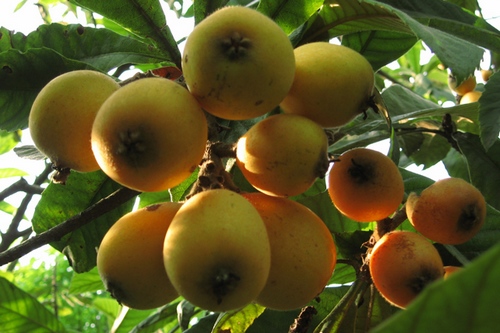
[1,0,500,332]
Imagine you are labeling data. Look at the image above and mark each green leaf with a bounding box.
[129,300,182,333]
[298,0,413,45]
[71,0,181,67]
[31,171,136,272]
[213,303,266,333]
[138,168,198,208]
[371,0,485,82]
[0,167,28,178]
[377,0,500,53]
[455,132,500,211]
[454,204,500,260]
[112,306,157,333]
[342,30,418,71]
[478,72,500,150]
[1,24,171,72]
[257,0,323,35]
[0,47,96,131]
[193,0,229,25]
[371,241,500,333]
[92,297,121,321]
[0,276,67,333]
[406,131,451,169]
[68,267,104,294]
[0,129,21,155]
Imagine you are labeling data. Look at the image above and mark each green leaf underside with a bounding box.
[70,0,181,66]
[31,171,135,272]
[0,276,67,333]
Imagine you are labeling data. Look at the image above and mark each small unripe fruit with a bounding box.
[97,202,182,310]
[280,42,374,128]
[182,6,295,120]
[368,231,444,308]
[327,148,404,222]
[448,74,476,96]
[406,177,486,245]
[91,77,208,192]
[459,90,482,104]
[163,189,271,312]
[236,114,329,197]
[29,70,120,173]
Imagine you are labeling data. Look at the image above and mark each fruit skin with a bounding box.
[236,113,329,197]
[406,177,486,245]
[368,230,444,309]
[163,189,271,312]
[29,70,120,172]
[242,192,336,311]
[181,6,295,120]
[481,69,492,82]
[91,77,208,192]
[459,90,482,104]
[448,74,476,96]
[97,202,182,310]
[280,42,374,128]
[327,147,404,222]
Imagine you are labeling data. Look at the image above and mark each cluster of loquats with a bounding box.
[448,71,488,105]
[365,177,486,309]
[27,3,486,316]
[28,6,343,313]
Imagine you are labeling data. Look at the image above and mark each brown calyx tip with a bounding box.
[407,266,443,295]
[104,280,127,305]
[348,158,375,184]
[212,268,241,305]
[51,165,71,184]
[116,129,149,166]
[457,203,483,232]
[220,31,252,61]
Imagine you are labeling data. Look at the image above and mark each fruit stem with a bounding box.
[312,277,371,333]
[372,204,408,244]
[186,141,239,199]
[289,306,318,333]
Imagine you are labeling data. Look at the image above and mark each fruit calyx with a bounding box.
[211,267,241,305]
[116,129,149,166]
[457,203,482,232]
[347,158,375,184]
[51,166,71,184]
[221,32,252,61]
[406,266,443,294]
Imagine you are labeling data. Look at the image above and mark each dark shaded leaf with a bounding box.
[478,72,500,150]
[32,171,136,272]
[0,47,95,131]
[1,24,171,72]
[342,30,418,71]
[129,300,182,333]
[71,0,181,67]
[455,132,500,210]
[377,0,500,52]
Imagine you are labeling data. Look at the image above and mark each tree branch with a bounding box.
[0,187,140,267]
